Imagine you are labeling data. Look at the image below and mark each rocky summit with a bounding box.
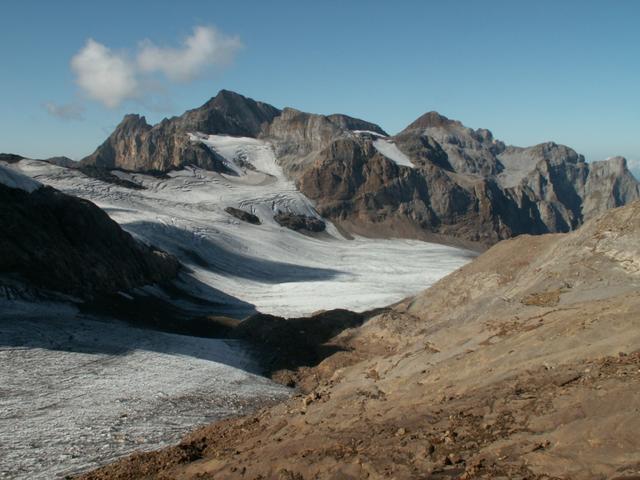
[82,90,640,247]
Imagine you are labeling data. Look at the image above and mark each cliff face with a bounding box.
[582,156,640,220]
[296,114,639,245]
[81,90,640,246]
[0,165,179,299]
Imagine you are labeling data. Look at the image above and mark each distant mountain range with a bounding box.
[79,90,640,246]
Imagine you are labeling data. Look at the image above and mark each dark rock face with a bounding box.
[81,90,281,172]
[0,183,179,299]
[177,89,281,136]
[396,111,506,176]
[225,207,261,225]
[0,153,25,164]
[582,157,640,220]
[274,213,326,233]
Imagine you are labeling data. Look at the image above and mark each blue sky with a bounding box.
[1,0,639,174]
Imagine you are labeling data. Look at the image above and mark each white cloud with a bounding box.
[137,26,242,82]
[71,39,139,108]
[43,101,85,120]
[68,27,241,109]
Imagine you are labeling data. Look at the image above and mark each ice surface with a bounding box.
[0,162,42,192]
[13,141,473,317]
[373,138,415,168]
[0,301,290,479]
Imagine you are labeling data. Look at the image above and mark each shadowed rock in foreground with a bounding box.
[77,202,640,479]
[0,166,179,299]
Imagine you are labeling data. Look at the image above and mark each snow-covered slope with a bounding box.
[0,162,42,192]
[372,138,415,168]
[0,301,289,479]
[12,136,472,317]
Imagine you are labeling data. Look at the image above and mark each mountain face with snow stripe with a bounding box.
[80,90,640,246]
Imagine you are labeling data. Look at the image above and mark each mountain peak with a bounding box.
[204,89,250,107]
[117,113,150,130]
[181,89,281,137]
[199,89,279,115]
[403,111,462,131]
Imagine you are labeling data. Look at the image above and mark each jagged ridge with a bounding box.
[81,90,640,246]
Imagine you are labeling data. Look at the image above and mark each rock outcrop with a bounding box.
[274,212,326,233]
[0,165,179,299]
[224,206,261,225]
[261,107,388,180]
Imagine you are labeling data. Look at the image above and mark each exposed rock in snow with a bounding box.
[274,212,326,232]
[372,138,415,168]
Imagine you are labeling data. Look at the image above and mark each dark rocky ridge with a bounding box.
[0,153,25,164]
[80,90,640,246]
[274,212,326,233]
[0,180,179,299]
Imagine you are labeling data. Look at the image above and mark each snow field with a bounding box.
[13,136,472,317]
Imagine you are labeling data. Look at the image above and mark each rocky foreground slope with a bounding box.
[79,200,640,480]
[81,90,640,246]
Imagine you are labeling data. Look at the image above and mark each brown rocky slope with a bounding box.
[78,200,640,479]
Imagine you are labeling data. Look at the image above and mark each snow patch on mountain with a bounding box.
[372,139,415,168]
[0,162,42,192]
[193,133,284,177]
[352,129,387,138]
